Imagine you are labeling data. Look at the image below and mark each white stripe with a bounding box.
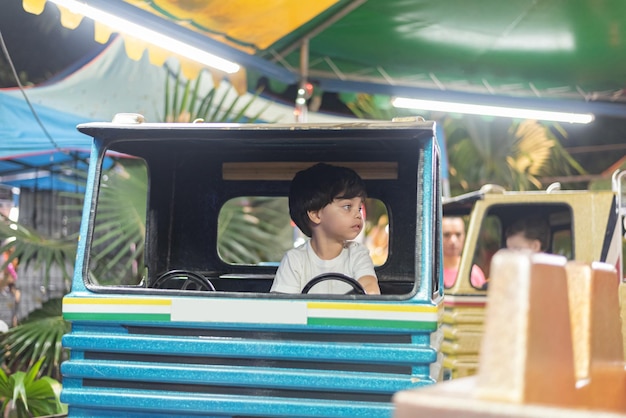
[308,308,438,322]
[171,298,308,324]
[444,295,487,304]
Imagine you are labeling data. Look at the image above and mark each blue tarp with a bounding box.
[0,92,95,190]
[0,38,169,191]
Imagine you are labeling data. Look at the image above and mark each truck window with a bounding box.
[472,215,501,282]
[551,227,573,258]
[217,196,292,265]
[470,203,574,289]
[217,197,389,266]
[87,157,147,287]
[86,164,392,290]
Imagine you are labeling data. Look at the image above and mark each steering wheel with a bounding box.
[153,270,216,291]
[301,273,366,295]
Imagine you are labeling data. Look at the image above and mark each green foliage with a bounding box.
[158,71,288,264]
[0,69,285,413]
[87,160,147,285]
[342,93,588,194]
[1,299,68,381]
[0,357,65,417]
[443,116,586,194]
[0,70,279,284]
[218,197,292,264]
[0,217,76,286]
[163,70,271,123]
[341,93,408,120]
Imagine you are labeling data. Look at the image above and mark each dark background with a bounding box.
[1,0,625,177]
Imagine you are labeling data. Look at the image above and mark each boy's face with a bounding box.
[309,196,364,241]
[506,232,541,252]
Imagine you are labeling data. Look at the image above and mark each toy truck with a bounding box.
[60,116,444,417]
[441,178,625,379]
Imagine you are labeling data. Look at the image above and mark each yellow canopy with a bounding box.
[22,0,338,89]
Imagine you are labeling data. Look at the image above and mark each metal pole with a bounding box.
[295,39,310,123]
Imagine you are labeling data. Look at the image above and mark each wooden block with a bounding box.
[566,262,623,380]
[567,261,626,412]
[579,363,626,412]
[393,376,626,418]
[475,250,577,407]
[392,255,626,417]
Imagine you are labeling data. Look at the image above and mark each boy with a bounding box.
[505,216,550,253]
[270,163,380,295]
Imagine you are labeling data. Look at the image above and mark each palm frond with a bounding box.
[163,70,272,123]
[0,299,67,380]
[444,116,585,193]
[0,357,65,417]
[88,160,146,285]
[218,197,292,264]
[0,217,76,284]
[343,93,408,120]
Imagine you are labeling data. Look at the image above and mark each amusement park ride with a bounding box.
[58,113,626,417]
[441,178,625,379]
[60,116,443,417]
[395,174,626,416]
[394,249,626,416]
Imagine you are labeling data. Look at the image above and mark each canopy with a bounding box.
[0,92,95,191]
[22,0,626,118]
[0,37,358,190]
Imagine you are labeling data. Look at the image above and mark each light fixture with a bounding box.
[48,0,241,74]
[391,97,594,124]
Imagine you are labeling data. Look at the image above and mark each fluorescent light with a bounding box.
[392,97,594,124]
[416,28,574,52]
[48,0,240,74]
[0,170,50,182]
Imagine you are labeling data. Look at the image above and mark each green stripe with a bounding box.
[63,313,171,322]
[307,317,437,330]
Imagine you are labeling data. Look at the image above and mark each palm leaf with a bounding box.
[1,314,68,379]
[196,88,216,119]
[217,197,292,264]
[188,74,202,118]
[232,87,271,123]
[87,160,147,285]
[444,116,586,193]
[0,69,277,391]
[163,70,272,123]
[343,93,405,120]
[0,358,64,417]
[209,87,232,121]
[164,70,171,122]
[0,216,76,284]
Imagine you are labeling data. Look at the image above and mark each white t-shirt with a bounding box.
[270,240,376,294]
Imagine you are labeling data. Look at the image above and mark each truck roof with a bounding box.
[443,183,614,217]
[77,119,436,141]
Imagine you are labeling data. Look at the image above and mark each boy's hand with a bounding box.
[358,275,380,295]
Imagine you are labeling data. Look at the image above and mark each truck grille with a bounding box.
[62,324,439,417]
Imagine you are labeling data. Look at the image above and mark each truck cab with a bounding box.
[60,117,444,417]
[442,180,624,379]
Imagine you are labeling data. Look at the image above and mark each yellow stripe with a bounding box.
[307,302,438,313]
[64,298,171,306]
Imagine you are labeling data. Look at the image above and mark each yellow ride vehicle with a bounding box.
[441,176,625,380]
